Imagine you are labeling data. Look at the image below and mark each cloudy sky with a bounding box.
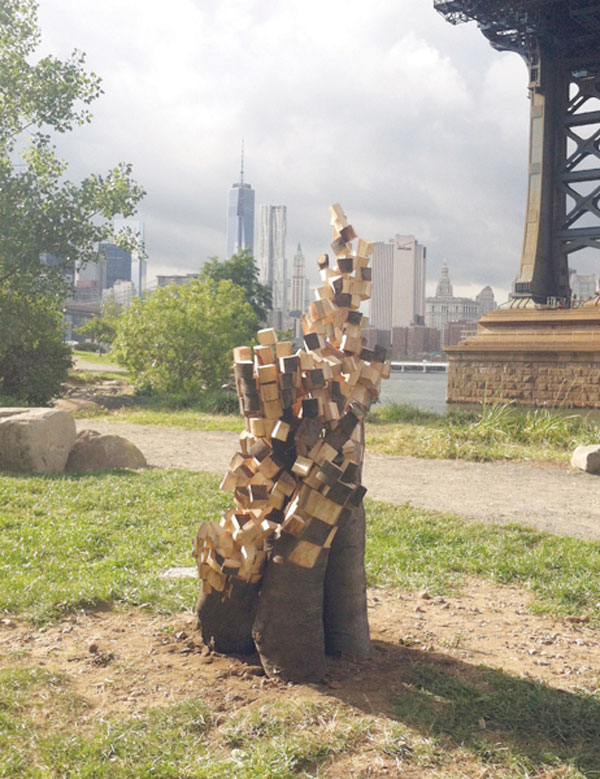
[38,0,547,301]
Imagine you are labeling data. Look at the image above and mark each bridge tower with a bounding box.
[435,0,600,305]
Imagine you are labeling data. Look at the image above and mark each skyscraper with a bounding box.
[290,243,307,314]
[371,235,426,330]
[99,242,132,289]
[257,204,287,316]
[113,218,146,297]
[226,144,255,258]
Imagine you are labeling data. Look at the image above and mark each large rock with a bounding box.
[571,445,600,475]
[0,408,76,473]
[66,429,147,472]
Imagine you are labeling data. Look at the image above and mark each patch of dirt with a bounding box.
[60,377,136,411]
[1,580,598,723]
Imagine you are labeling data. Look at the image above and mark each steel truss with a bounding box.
[435,0,600,303]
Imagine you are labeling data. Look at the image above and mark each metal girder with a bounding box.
[436,1,600,304]
[434,1,600,65]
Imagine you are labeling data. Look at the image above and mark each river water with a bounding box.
[378,371,600,421]
[379,372,449,413]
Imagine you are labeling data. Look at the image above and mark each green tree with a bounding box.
[0,289,71,404]
[0,0,145,297]
[75,297,121,348]
[199,249,272,322]
[113,278,258,396]
[0,0,144,404]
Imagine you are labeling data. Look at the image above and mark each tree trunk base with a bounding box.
[196,577,259,654]
[252,534,329,683]
[323,503,370,659]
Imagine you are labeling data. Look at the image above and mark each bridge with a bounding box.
[435,0,600,306]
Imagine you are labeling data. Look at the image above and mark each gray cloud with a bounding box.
[37,0,549,301]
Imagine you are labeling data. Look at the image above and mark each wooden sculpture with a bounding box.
[193,204,390,682]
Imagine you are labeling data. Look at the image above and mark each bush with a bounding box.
[113,277,258,396]
[0,290,72,405]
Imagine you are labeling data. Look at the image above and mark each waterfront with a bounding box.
[379,371,449,413]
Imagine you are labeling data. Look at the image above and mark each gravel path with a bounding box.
[78,420,600,541]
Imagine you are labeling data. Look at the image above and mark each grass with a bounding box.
[365,500,600,622]
[74,390,244,431]
[0,669,412,778]
[392,660,600,777]
[72,350,121,367]
[2,469,600,776]
[0,470,231,623]
[4,665,598,778]
[1,469,600,624]
[366,402,600,462]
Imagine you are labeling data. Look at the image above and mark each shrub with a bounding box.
[0,290,72,405]
[113,277,257,396]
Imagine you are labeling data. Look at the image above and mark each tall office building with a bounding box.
[257,204,287,316]
[113,218,146,297]
[371,235,426,330]
[99,242,132,289]
[290,243,308,314]
[226,145,255,258]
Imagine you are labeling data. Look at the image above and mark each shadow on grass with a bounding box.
[330,640,600,775]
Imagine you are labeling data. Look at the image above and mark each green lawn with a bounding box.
[1,469,599,624]
[2,469,600,777]
[72,350,121,367]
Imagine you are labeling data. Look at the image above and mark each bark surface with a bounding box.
[196,578,259,654]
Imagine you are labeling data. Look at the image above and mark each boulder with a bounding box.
[571,445,600,475]
[0,408,76,473]
[66,429,147,472]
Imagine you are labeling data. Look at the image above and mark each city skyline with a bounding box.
[37,0,563,304]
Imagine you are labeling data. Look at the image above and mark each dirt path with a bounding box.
[77,420,600,540]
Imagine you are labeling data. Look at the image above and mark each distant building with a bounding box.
[226,145,255,258]
[476,285,497,316]
[40,252,75,286]
[362,325,440,360]
[113,218,146,296]
[371,235,426,330]
[392,326,441,360]
[103,280,136,307]
[156,273,199,288]
[425,261,479,335]
[74,260,105,301]
[570,269,596,302]
[99,242,132,290]
[257,204,287,318]
[290,243,308,314]
[444,321,477,348]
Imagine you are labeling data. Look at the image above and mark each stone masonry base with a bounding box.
[447,353,600,408]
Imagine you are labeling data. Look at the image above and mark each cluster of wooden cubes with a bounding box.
[194,204,390,595]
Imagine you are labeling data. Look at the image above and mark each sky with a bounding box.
[37,0,553,302]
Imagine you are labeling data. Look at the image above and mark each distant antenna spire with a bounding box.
[240,139,244,185]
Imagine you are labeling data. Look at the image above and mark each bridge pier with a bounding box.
[446,306,600,408]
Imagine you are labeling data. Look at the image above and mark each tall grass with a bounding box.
[367,402,600,461]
